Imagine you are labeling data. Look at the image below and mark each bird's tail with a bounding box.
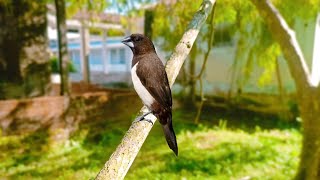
[161,116,178,156]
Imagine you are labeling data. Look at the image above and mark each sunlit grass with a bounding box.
[129,127,300,180]
[0,109,301,180]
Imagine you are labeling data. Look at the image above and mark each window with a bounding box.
[89,49,103,65]
[49,40,57,49]
[110,48,126,64]
[69,50,81,72]
[89,49,103,71]
[119,49,125,63]
[110,49,117,64]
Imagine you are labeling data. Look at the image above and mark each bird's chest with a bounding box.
[131,63,155,107]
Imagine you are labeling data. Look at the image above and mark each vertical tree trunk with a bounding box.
[228,37,242,102]
[0,0,50,99]
[275,57,288,120]
[144,10,154,39]
[295,89,320,180]
[55,0,70,95]
[189,43,197,104]
[80,23,90,83]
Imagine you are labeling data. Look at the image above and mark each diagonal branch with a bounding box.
[95,0,216,179]
[250,0,312,92]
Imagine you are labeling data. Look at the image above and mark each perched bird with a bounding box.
[122,34,178,156]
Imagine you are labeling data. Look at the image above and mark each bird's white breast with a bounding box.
[131,63,155,107]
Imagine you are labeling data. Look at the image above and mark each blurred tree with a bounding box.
[55,0,70,95]
[153,1,320,178]
[251,1,320,179]
[153,0,210,104]
[218,0,319,97]
[144,9,154,39]
[0,0,50,99]
[66,0,108,17]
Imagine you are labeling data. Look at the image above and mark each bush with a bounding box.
[50,56,77,73]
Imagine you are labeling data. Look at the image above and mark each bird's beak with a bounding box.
[121,36,134,48]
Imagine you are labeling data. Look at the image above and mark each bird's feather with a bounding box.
[135,53,172,110]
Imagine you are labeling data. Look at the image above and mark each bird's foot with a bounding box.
[133,111,154,125]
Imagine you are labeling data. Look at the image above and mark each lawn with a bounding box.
[0,108,301,180]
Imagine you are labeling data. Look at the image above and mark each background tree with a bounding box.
[55,0,70,95]
[251,1,320,179]
[0,0,50,99]
[154,0,320,178]
[153,0,206,104]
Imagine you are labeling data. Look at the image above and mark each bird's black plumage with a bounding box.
[122,34,178,156]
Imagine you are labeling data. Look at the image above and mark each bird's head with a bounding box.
[121,34,155,55]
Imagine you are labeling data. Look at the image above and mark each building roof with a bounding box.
[47,4,124,30]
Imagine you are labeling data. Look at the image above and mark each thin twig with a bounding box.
[194,5,216,124]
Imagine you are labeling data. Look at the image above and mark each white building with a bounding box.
[48,30,132,74]
[47,6,135,84]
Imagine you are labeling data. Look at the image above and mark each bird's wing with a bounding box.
[136,55,172,109]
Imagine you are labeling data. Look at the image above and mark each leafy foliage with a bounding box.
[152,1,204,53]
[50,56,77,73]
[153,0,319,91]
[273,0,320,26]
[215,0,318,90]
[66,0,109,17]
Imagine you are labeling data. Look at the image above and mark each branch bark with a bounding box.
[95,0,216,179]
[250,0,312,93]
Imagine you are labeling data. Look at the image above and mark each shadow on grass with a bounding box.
[176,105,300,133]
[1,104,300,179]
[0,129,50,177]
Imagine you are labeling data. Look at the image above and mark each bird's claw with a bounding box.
[133,112,154,125]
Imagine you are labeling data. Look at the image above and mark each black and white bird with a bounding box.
[122,34,178,156]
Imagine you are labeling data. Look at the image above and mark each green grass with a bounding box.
[0,109,301,180]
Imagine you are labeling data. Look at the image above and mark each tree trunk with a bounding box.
[144,10,154,39]
[0,0,50,99]
[189,43,197,104]
[250,0,320,179]
[275,57,289,120]
[295,89,320,180]
[55,0,70,95]
[80,23,90,84]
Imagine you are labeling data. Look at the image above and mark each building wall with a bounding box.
[50,37,132,75]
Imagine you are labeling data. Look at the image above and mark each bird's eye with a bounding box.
[135,37,142,42]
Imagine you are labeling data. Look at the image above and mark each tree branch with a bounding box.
[250,0,312,92]
[95,0,216,179]
[194,6,216,124]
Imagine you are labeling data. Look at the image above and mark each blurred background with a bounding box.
[0,0,319,179]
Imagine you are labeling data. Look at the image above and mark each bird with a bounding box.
[122,34,178,156]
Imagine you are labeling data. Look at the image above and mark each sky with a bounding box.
[104,0,157,14]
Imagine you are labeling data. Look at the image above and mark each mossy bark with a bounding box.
[295,88,320,180]
[0,0,50,99]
